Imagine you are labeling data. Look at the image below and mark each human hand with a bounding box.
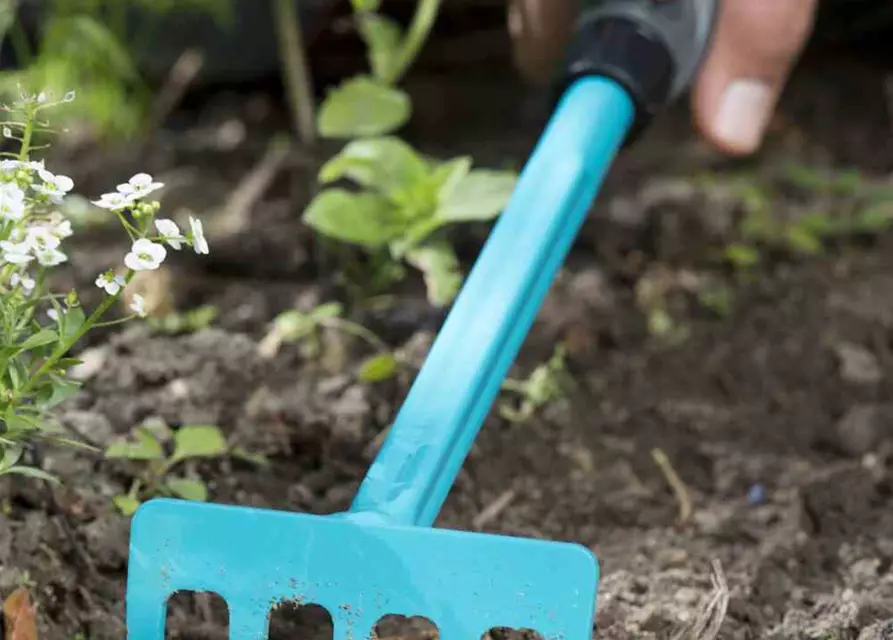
[507,0,818,156]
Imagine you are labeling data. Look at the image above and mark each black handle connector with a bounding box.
[560,0,718,139]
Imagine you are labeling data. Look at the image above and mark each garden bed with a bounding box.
[2,34,893,640]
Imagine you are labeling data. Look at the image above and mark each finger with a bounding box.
[507,0,576,85]
[692,0,817,156]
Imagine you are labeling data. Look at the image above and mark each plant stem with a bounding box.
[274,0,317,148]
[322,317,391,354]
[18,101,35,160]
[385,0,442,85]
[17,292,119,398]
[91,315,137,329]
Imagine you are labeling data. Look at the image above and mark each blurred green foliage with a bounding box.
[0,0,232,139]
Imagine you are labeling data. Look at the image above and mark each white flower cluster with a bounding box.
[0,160,74,273]
[2,160,210,321]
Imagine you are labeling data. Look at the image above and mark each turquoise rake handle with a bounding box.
[350,0,717,529]
[349,76,634,527]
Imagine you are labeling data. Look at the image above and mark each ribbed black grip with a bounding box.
[561,15,674,137]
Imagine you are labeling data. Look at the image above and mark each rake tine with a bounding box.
[125,594,167,640]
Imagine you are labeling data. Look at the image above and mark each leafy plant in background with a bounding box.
[302,0,518,306]
[715,164,893,270]
[0,0,232,138]
[105,421,265,515]
[0,90,212,482]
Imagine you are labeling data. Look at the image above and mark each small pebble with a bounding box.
[748,483,766,505]
[834,342,883,385]
[835,404,890,457]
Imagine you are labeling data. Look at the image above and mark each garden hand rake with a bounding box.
[125,2,716,638]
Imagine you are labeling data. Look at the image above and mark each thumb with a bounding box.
[692,0,817,156]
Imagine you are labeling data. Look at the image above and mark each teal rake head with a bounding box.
[125,2,716,638]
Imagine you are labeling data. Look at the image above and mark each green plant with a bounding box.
[719,164,893,270]
[145,304,217,335]
[302,0,518,306]
[259,301,402,382]
[0,0,233,138]
[697,282,735,318]
[0,91,212,482]
[499,345,571,423]
[105,421,265,515]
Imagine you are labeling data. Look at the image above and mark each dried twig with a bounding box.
[472,489,516,530]
[148,48,204,132]
[211,138,292,237]
[651,447,693,525]
[672,559,729,640]
[274,0,317,147]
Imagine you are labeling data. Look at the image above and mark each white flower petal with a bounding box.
[130,294,147,317]
[189,216,209,255]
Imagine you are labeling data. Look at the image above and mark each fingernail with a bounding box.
[713,79,773,153]
[508,1,524,39]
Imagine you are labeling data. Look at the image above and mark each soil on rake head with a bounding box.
[3,38,893,640]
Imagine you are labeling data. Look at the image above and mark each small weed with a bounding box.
[697,282,735,318]
[104,421,266,516]
[259,302,403,383]
[145,304,217,335]
[646,307,690,344]
[635,267,693,345]
[718,163,893,270]
[499,344,571,423]
[722,243,760,270]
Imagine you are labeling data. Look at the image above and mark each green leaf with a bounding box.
[309,302,344,321]
[105,427,164,461]
[18,329,58,352]
[357,13,403,81]
[435,169,517,222]
[303,189,406,249]
[55,357,85,370]
[36,375,81,410]
[785,226,824,255]
[171,425,228,463]
[357,352,399,383]
[6,359,28,391]
[0,443,24,473]
[60,306,87,342]
[39,433,98,451]
[318,137,429,197]
[856,205,893,232]
[723,243,760,269]
[431,156,472,196]
[113,494,141,516]
[796,213,841,238]
[2,409,41,435]
[389,217,447,258]
[406,243,463,306]
[317,76,411,138]
[230,446,270,468]
[350,0,380,10]
[164,477,208,502]
[271,310,319,342]
[2,466,60,483]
